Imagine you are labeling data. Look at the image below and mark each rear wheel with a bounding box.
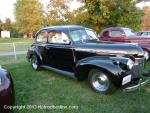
[88,69,116,94]
[31,55,40,70]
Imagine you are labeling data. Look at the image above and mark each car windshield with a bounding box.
[124,29,135,37]
[140,32,150,37]
[85,29,98,39]
[69,29,98,42]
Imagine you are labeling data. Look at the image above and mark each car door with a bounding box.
[35,30,48,64]
[45,30,75,72]
[109,30,127,42]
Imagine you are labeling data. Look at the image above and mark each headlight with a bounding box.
[127,59,134,70]
[144,51,149,60]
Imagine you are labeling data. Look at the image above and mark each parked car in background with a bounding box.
[99,27,150,56]
[0,66,14,113]
[27,25,149,94]
[136,31,150,38]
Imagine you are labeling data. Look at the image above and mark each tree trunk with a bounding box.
[28,32,33,38]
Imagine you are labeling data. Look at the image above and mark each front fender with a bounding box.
[76,56,127,77]
[140,44,150,52]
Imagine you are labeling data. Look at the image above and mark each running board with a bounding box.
[41,65,76,79]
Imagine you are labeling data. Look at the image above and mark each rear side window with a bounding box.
[48,31,70,44]
[110,30,123,37]
[103,31,109,37]
[36,31,47,43]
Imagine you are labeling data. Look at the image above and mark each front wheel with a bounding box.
[31,55,41,70]
[88,69,116,94]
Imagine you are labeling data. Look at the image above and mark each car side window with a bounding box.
[48,31,70,44]
[103,31,109,37]
[36,31,48,43]
[110,30,123,37]
[141,32,148,36]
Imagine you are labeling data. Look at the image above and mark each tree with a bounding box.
[108,0,144,31]
[0,19,3,37]
[46,0,72,26]
[77,0,144,32]
[142,7,150,30]
[14,0,44,38]
[4,18,12,31]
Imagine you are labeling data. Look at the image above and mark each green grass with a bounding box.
[0,55,26,65]
[0,37,32,65]
[0,38,32,53]
[0,43,31,52]
[3,61,150,113]
[0,37,33,43]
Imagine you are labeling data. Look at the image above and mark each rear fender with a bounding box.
[27,48,42,61]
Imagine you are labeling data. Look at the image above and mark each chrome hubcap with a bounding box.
[92,72,109,92]
[32,57,38,69]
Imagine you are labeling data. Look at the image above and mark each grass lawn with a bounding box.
[0,38,33,52]
[4,61,150,113]
[0,37,33,43]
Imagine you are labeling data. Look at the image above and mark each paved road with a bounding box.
[0,51,27,56]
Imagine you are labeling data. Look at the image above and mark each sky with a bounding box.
[0,0,150,22]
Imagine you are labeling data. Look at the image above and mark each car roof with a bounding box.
[41,25,85,31]
[100,27,131,34]
[103,27,130,31]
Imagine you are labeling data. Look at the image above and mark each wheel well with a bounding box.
[29,54,33,59]
[29,53,42,64]
[75,65,115,81]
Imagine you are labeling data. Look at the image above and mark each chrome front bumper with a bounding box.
[123,77,150,92]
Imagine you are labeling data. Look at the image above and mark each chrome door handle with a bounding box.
[45,47,50,50]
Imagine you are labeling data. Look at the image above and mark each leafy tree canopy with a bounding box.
[142,7,150,30]
[46,0,73,26]
[14,0,44,38]
[76,0,144,32]
[4,18,12,31]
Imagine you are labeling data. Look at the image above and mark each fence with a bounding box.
[0,42,32,65]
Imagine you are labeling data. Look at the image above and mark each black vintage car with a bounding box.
[27,25,149,94]
[0,66,14,113]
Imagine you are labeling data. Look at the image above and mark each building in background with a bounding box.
[1,30,10,38]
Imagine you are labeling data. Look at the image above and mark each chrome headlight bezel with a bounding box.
[127,59,134,70]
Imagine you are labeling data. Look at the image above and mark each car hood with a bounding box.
[74,41,144,57]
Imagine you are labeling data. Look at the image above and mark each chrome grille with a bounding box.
[131,57,145,79]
